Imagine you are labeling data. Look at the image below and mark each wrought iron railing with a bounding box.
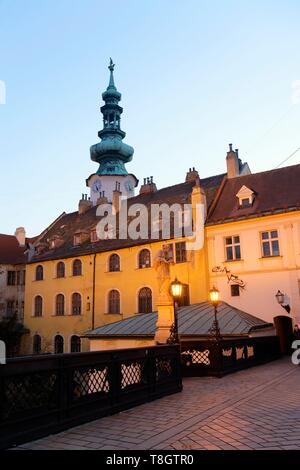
[0,345,182,450]
[181,336,281,377]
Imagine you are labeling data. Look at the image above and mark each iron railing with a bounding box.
[0,345,182,450]
[181,336,281,377]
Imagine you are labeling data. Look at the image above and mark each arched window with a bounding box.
[36,265,43,281]
[108,290,120,314]
[138,287,152,314]
[70,335,81,353]
[138,249,151,269]
[33,334,42,355]
[56,294,65,316]
[34,295,43,317]
[72,293,82,316]
[72,259,82,276]
[54,335,64,354]
[109,254,120,272]
[56,262,65,278]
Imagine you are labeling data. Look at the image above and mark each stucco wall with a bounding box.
[89,338,155,351]
[207,212,300,324]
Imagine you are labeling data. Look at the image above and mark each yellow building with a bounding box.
[23,174,223,355]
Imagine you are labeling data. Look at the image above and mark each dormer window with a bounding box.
[241,197,251,207]
[48,236,64,250]
[91,229,98,243]
[73,234,81,246]
[236,185,255,208]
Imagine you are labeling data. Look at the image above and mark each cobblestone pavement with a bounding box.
[15,358,300,450]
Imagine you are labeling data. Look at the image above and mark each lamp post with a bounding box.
[168,278,183,344]
[275,290,291,313]
[209,286,221,342]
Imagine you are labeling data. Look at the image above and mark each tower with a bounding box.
[86,59,138,205]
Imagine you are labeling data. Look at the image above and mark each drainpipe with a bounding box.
[92,253,96,330]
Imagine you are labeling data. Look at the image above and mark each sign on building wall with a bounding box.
[212,266,246,288]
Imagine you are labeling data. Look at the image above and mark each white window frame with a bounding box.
[224,235,241,261]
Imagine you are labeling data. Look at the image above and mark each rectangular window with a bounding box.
[261,230,280,257]
[178,284,190,307]
[6,301,14,316]
[175,242,187,263]
[91,230,98,243]
[225,236,241,261]
[7,271,16,286]
[231,285,240,297]
[73,234,81,246]
[16,270,25,285]
[241,198,250,207]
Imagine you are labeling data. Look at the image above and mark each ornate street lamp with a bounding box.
[168,278,183,344]
[275,290,291,313]
[209,286,221,341]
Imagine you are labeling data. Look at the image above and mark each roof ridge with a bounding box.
[230,162,300,180]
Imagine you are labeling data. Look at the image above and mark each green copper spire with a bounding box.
[90,59,134,176]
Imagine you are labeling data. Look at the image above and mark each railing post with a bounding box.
[209,340,223,377]
[108,352,122,412]
[147,348,156,398]
[58,357,69,423]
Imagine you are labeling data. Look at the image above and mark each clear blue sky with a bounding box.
[1,0,300,236]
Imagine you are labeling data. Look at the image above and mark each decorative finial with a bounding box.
[109,57,115,72]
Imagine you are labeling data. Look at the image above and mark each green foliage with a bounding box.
[0,315,28,357]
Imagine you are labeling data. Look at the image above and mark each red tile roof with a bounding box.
[30,174,225,263]
[0,234,27,265]
[207,164,300,225]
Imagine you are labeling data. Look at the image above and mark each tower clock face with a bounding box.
[92,180,102,192]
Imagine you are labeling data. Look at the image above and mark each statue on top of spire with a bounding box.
[109,57,115,72]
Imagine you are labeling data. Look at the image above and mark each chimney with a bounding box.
[96,191,108,206]
[112,182,122,215]
[139,176,157,195]
[185,167,199,183]
[226,143,240,178]
[15,227,26,246]
[78,194,92,215]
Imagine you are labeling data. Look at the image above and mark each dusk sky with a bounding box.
[1,0,300,236]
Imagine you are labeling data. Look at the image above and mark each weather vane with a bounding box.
[109,57,115,72]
